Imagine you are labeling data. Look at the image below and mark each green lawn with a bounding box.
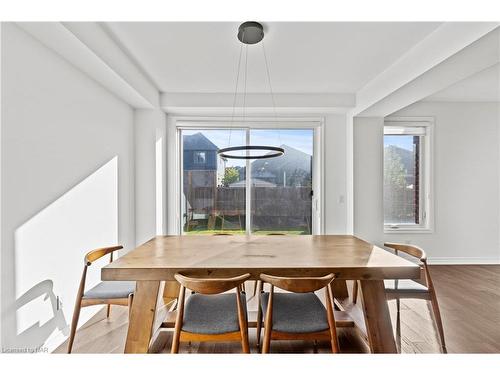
[185,228,307,235]
[184,216,310,235]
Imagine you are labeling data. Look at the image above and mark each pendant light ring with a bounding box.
[218,145,284,160]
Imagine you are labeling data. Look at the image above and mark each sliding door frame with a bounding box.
[167,116,325,235]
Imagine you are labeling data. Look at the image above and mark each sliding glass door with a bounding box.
[180,126,315,235]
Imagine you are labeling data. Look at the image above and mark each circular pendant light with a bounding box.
[218,145,284,160]
[217,21,285,160]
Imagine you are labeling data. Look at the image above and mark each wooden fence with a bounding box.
[185,186,312,230]
[186,186,311,215]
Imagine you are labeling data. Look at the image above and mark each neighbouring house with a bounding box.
[238,144,312,187]
[183,132,226,189]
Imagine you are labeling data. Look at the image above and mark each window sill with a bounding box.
[384,227,433,234]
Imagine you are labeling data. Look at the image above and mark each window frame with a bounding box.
[383,117,434,234]
[168,117,324,236]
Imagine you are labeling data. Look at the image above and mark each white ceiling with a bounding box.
[423,64,500,102]
[105,22,442,94]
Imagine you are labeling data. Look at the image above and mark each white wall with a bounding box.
[134,108,166,245]
[353,117,384,243]
[354,102,500,263]
[323,114,349,234]
[1,23,135,351]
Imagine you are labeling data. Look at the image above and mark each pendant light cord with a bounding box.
[262,39,282,146]
[242,44,249,148]
[228,40,244,148]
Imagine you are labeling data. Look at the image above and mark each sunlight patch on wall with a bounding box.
[14,156,119,351]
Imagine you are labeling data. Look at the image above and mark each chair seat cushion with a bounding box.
[182,293,246,335]
[83,281,136,299]
[384,279,428,293]
[260,292,329,334]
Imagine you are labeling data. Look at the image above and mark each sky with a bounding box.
[183,128,314,167]
[384,135,414,151]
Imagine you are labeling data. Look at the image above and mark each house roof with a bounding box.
[229,178,277,188]
[251,144,312,176]
[183,132,219,151]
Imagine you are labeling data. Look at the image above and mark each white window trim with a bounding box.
[383,116,434,234]
[166,116,325,235]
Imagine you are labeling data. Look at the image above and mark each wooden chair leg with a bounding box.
[262,286,273,354]
[429,292,447,353]
[171,286,186,354]
[106,304,111,318]
[240,329,250,353]
[326,284,340,353]
[67,296,83,353]
[352,280,358,304]
[256,281,263,349]
[262,324,272,353]
[128,293,134,321]
[236,287,250,354]
[395,303,402,353]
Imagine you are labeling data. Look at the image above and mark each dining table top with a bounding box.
[102,234,421,281]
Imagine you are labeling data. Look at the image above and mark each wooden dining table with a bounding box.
[102,234,420,354]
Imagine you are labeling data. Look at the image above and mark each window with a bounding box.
[384,119,432,232]
[193,151,206,164]
[179,125,318,235]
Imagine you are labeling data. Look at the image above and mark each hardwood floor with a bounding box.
[54,265,500,354]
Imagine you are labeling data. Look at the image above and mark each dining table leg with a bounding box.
[359,280,397,353]
[124,280,162,353]
[332,279,349,299]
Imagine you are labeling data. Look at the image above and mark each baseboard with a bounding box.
[428,257,500,265]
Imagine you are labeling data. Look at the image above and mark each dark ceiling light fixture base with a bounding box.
[218,145,284,160]
[237,21,264,45]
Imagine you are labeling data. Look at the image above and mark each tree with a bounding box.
[384,146,406,188]
[384,145,408,222]
[221,167,239,187]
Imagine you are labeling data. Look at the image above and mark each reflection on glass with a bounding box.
[181,129,246,235]
[384,135,420,224]
[250,129,313,235]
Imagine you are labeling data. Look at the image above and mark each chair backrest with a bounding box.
[174,273,251,295]
[384,242,432,289]
[384,242,426,262]
[259,273,339,350]
[213,233,233,236]
[76,245,123,301]
[259,273,335,293]
[84,245,123,266]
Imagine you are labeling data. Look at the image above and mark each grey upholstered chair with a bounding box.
[257,273,340,353]
[67,245,135,353]
[171,273,251,353]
